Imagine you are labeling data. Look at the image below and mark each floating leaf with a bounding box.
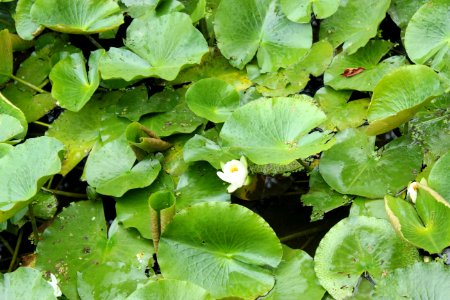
[175,162,230,211]
[0,91,28,140]
[314,216,419,300]
[49,50,102,112]
[186,78,240,123]
[428,151,450,201]
[183,134,236,169]
[373,262,450,299]
[262,245,325,300]
[301,168,351,221]
[385,186,450,253]
[0,136,63,216]
[85,137,161,197]
[324,40,406,91]
[115,85,148,122]
[319,0,390,54]
[388,0,428,30]
[0,29,12,83]
[367,65,442,135]
[127,279,213,300]
[121,0,159,18]
[0,267,57,300]
[220,97,334,165]
[30,0,124,34]
[14,0,44,40]
[349,198,388,220]
[0,114,23,142]
[215,0,312,72]
[36,201,153,300]
[314,87,369,131]
[405,0,450,71]
[280,0,339,23]
[319,129,423,198]
[158,202,282,299]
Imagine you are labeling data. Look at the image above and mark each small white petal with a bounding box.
[227,184,239,193]
[408,182,418,203]
[48,273,62,297]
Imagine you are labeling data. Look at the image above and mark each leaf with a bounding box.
[280,0,340,23]
[319,129,423,198]
[214,0,312,72]
[149,190,176,251]
[85,137,161,197]
[301,168,351,221]
[0,92,28,140]
[158,202,282,299]
[0,29,13,83]
[319,0,390,54]
[220,96,334,165]
[0,114,24,142]
[183,134,236,169]
[385,188,450,254]
[262,245,325,300]
[127,279,213,300]
[0,136,63,216]
[349,198,388,220]
[373,262,450,299]
[314,87,369,131]
[314,216,419,300]
[125,122,172,159]
[405,0,450,72]
[30,0,124,34]
[121,0,159,18]
[186,78,240,123]
[0,267,57,300]
[50,50,102,112]
[115,85,149,122]
[14,0,44,40]
[324,40,406,91]
[367,65,442,135]
[175,162,230,211]
[140,102,205,137]
[36,201,153,300]
[428,151,450,201]
[388,0,428,30]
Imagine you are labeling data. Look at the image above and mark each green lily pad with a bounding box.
[405,0,450,72]
[0,114,23,142]
[214,0,312,72]
[30,190,58,220]
[121,0,159,18]
[158,202,282,299]
[50,50,102,112]
[0,29,12,84]
[30,0,123,34]
[116,172,175,239]
[220,97,334,165]
[319,129,423,198]
[0,136,63,215]
[349,198,388,220]
[115,85,148,122]
[319,0,390,54]
[324,40,406,91]
[0,92,28,140]
[175,162,230,211]
[0,267,57,300]
[183,134,236,169]
[428,151,450,201]
[280,0,339,23]
[367,65,442,135]
[127,279,213,300]
[388,0,428,30]
[301,168,351,221]
[186,78,240,123]
[85,137,161,197]
[36,201,153,300]
[262,245,325,300]
[385,187,450,254]
[373,262,450,299]
[314,87,369,131]
[140,102,205,137]
[14,0,44,40]
[314,216,419,300]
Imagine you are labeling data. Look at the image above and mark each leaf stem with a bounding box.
[28,204,40,244]
[32,121,51,128]
[41,187,87,198]
[86,35,104,50]
[0,235,14,255]
[10,74,48,94]
[297,159,313,172]
[279,224,329,242]
[8,229,23,272]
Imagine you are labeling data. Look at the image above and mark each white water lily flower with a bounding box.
[217,156,249,193]
[407,182,419,203]
[47,273,62,297]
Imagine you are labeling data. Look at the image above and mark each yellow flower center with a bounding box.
[230,165,239,173]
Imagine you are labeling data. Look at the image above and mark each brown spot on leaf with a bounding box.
[341,67,366,77]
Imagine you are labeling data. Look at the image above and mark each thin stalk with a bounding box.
[8,229,23,272]
[38,79,49,89]
[86,35,104,49]
[32,121,51,128]
[28,204,40,244]
[46,176,54,189]
[297,159,313,172]
[0,235,14,255]
[41,187,87,199]
[279,224,329,242]
[10,74,48,94]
